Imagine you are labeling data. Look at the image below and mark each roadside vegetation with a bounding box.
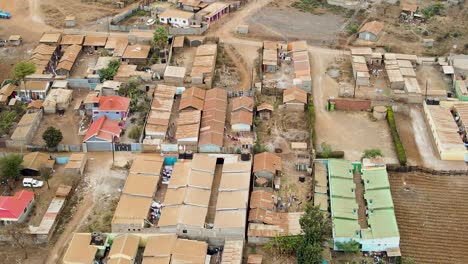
[386,107,407,166]
[99,60,120,82]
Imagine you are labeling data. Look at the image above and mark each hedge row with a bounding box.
[386,106,407,166]
[308,101,316,151]
[316,151,345,159]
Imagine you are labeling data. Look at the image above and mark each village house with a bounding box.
[92,95,131,121]
[145,84,177,140]
[253,152,282,181]
[42,88,73,114]
[107,234,139,262]
[358,21,384,42]
[8,35,22,46]
[199,88,227,153]
[283,87,308,111]
[230,96,254,132]
[176,110,202,149]
[6,112,43,149]
[262,41,278,72]
[159,9,195,27]
[122,44,151,65]
[0,83,17,105]
[95,80,123,96]
[105,36,129,58]
[0,190,35,224]
[56,44,82,76]
[83,115,122,152]
[179,87,206,111]
[164,66,186,85]
[83,35,108,52]
[16,80,51,100]
[257,102,273,120]
[401,4,419,19]
[21,152,55,176]
[191,44,217,88]
[64,153,87,175]
[29,44,60,74]
[199,2,230,26]
[60,35,84,51]
[39,32,62,45]
[178,0,208,12]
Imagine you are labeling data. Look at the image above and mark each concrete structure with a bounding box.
[199,2,230,25]
[0,190,35,224]
[178,0,208,12]
[65,153,87,175]
[159,9,195,27]
[424,103,468,160]
[358,21,384,41]
[8,35,22,46]
[288,41,312,91]
[352,56,370,86]
[42,88,73,114]
[237,24,249,34]
[454,79,468,101]
[7,111,43,149]
[122,44,151,65]
[164,66,186,84]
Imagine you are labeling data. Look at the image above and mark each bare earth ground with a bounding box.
[390,172,468,263]
[31,90,88,146]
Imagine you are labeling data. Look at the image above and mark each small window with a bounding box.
[183,20,186,23]
[161,18,165,21]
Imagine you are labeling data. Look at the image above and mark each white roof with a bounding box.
[442,65,455,75]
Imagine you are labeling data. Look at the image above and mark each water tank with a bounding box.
[373,106,387,120]
[178,153,186,159]
[185,151,193,160]
[241,153,251,161]
[298,176,306,183]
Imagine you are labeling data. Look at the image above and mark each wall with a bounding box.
[93,111,126,121]
[168,24,208,35]
[285,103,305,112]
[330,98,371,111]
[199,144,222,153]
[6,111,43,149]
[67,78,100,90]
[360,236,400,252]
[232,123,251,132]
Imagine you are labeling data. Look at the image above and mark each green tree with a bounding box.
[42,127,63,149]
[1,222,30,259]
[12,61,36,81]
[128,126,142,141]
[0,154,23,185]
[99,60,120,82]
[0,111,17,134]
[153,26,168,50]
[335,240,361,253]
[320,142,333,158]
[362,148,383,160]
[39,167,52,189]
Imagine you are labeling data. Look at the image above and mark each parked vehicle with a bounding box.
[23,178,44,188]
[146,18,156,26]
[0,11,11,19]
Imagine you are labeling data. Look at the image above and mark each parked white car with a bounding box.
[23,178,44,188]
[146,19,156,26]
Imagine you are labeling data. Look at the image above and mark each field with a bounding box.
[389,172,468,263]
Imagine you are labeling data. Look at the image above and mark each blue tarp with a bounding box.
[164,157,177,165]
[55,157,70,164]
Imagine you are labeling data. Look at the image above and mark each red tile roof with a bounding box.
[98,95,130,112]
[0,190,34,220]
[83,116,121,142]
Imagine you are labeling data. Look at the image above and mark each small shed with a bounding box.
[42,88,73,114]
[231,110,253,132]
[387,69,405,90]
[423,38,434,48]
[237,24,249,35]
[164,66,186,84]
[257,102,273,120]
[8,35,22,46]
[64,153,87,175]
[283,87,308,111]
[358,21,384,42]
[64,16,76,27]
[21,152,55,176]
[253,152,282,180]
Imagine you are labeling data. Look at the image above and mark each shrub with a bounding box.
[346,24,359,35]
[42,127,63,149]
[308,102,316,150]
[128,126,142,141]
[386,107,407,165]
[362,148,383,160]
[316,151,344,159]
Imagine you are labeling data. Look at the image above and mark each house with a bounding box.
[21,152,55,176]
[56,44,81,76]
[60,35,84,50]
[176,110,202,148]
[231,96,254,112]
[283,87,308,111]
[16,80,51,100]
[387,69,405,90]
[253,152,282,180]
[83,116,122,152]
[122,44,151,65]
[128,29,154,45]
[145,85,177,140]
[42,88,73,114]
[257,102,273,120]
[164,66,186,84]
[8,35,22,46]
[6,112,43,149]
[159,9,195,27]
[39,32,62,45]
[199,2,230,25]
[27,100,44,112]
[107,234,140,262]
[230,96,254,132]
[179,87,206,111]
[0,190,35,224]
[105,36,128,58]
[178,0,208,12]
[92,95,131,121]
[191,44,217,88]
[64,15,76,27]
[358,21,384,42]
[62,233,98,264]
[29,44,60,74]
[95,80,123,96]
[401,4,418,18]
[199,88,227,152]
[83,35,107,52]
[423,38,434,48]
[263,41,278,72]
[0,83,17,105]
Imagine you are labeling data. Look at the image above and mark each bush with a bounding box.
[99,60,120,82]
[316,151,344,159]
[42,127,63,149]
[308,102,316,150]
[362,148,383,160]
[346,24,359,34]
[386,107,407,166]
[128,126,142,141]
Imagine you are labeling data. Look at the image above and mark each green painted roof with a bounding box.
[333,218,361,239]
[328,159,354,179]
[365,209,400,239]
[361,169,390,190]
[330,177,355,198]
[364,189,394,210]
[331,197,358,220]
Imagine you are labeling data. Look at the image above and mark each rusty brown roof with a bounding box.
[257,102,273,112]
[359,21,384,36]
[283,87,307,104]
[249,190,276,210]
[231,96,254,112]
[182,87,206,100]
[253,152,282,174]
[231,110,253,125]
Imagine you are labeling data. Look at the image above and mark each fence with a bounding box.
[329,98,372,111]
[387,164,468,176]
[227,89,254,98]
[57,144,82,152]
[67,78,100,90]
[111,6,142,25]
[110,24,150,32]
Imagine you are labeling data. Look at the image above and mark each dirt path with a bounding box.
[224,44,251,91]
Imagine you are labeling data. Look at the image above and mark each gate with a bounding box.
[115,143,131,151]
